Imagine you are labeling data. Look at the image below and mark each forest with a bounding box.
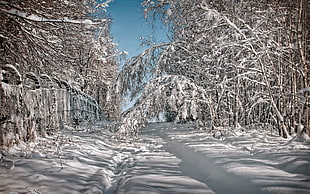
[117,0,309,139]
[0,0,309,193]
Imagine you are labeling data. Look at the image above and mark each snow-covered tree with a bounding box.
[116,75,214,137]
[1,0,120,147]
[116,0,309,138]
[0,0,119,119]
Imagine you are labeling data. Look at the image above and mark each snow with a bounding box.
[1,122,121,193]
[166,8,172,17]
[1,122,309,193]
[148,111,167,123]
[1,8,104,25]
[300,87,310,93]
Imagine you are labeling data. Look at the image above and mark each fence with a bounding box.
[0,64,101,148]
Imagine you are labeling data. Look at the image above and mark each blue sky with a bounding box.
[107,0,169,58]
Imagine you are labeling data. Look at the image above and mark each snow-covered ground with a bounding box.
[1,122,309,193]
[0,121,129,193]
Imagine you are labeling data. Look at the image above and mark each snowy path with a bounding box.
[111,125,215,194]
[0,122,309,193]
[149,123,309,194]
[115,123,310,194]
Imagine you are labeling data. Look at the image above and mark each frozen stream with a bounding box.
[0,122,309,193]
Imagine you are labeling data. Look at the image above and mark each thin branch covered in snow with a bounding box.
[0,8,105,24]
